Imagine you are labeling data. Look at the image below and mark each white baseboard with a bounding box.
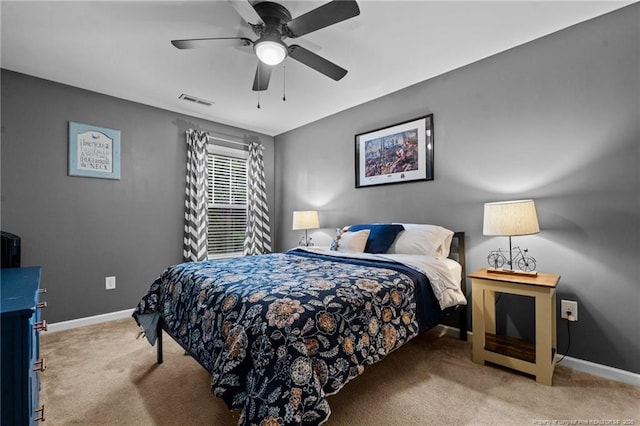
[47,308,135,333]
[558,355,640,387]
[434,324,639,387]
[432,323,471,339]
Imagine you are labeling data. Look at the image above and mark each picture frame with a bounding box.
[68,121,121,180]
[355,114,434,188]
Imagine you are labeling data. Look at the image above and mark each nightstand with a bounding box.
[469,268,560,385]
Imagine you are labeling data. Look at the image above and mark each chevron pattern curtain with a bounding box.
[183,129,208,262]
[244,142,272,255]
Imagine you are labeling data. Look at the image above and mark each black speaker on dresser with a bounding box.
[1,231,21,268]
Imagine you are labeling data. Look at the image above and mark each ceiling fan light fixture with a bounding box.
[255,40,287,66]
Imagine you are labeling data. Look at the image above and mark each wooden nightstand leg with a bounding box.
[551,290,557,365]
[472,282,486,365]
[484,289,496,335]
[535,291,554,385]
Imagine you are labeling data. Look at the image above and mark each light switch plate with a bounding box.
[105,276,116,290]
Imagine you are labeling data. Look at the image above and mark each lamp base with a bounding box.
[298,236,313,247]
[487,268,538,277]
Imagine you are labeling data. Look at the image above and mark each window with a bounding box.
[206,145,248,258]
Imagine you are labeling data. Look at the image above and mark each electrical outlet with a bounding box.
[561,299,578,321]
[105,276,116,290]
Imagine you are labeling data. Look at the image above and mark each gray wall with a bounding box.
[274,5,639,373]
[1,70,276,323]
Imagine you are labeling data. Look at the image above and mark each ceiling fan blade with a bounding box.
[228,0,264,26]
[171,37,252,50]
[252,62,273,91]
[285,0,360,38]
[288,45,347,81]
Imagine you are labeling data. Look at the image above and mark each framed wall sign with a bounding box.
[355,114,434,188]
[68,122,121,180]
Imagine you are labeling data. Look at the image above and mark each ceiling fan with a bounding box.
[171,0,360,92]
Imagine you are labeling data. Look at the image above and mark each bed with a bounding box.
[133,224,467,425]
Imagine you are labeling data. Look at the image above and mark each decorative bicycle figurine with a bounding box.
[487,246,536,272]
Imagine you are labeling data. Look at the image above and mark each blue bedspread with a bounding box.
[133,250,446,425]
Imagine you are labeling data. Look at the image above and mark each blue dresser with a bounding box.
[1,267,46,425]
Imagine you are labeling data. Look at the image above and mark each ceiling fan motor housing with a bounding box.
[253,2,292,39]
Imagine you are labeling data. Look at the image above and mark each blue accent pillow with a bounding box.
[347,224,405,254]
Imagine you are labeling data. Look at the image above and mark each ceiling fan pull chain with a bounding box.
[257,63,261,109]
[282,63,286,102]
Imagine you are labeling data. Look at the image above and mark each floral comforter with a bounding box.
[133,250,454,425]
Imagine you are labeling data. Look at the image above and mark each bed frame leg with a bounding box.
[459,305,468,341]
[156,323,163,364]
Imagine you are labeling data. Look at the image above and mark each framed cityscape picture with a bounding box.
[68,121,121,180]
[355,114,434,188]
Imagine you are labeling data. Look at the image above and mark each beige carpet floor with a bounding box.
[40,318,639,425]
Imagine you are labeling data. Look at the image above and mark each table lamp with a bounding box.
[292,210,319,246]
[483,199,539,275]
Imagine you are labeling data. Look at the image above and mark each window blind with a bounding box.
[206,151,248,258]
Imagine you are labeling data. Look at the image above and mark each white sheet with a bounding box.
[296,247,467,310]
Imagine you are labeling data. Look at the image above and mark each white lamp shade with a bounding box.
[292,211,320,230]
[483,200,540,236]
[255,40,287,66]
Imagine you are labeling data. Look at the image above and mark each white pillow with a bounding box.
[333,229,371,253]
[387,224,454,257]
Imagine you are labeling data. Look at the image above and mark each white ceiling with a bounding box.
[1,1,632,136]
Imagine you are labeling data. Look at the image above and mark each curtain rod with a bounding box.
[205,134,249,147]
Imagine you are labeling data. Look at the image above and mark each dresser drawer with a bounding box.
[30,306,44,424]
[1,267,44,425]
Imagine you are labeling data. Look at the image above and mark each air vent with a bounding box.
[179,93,214,107]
